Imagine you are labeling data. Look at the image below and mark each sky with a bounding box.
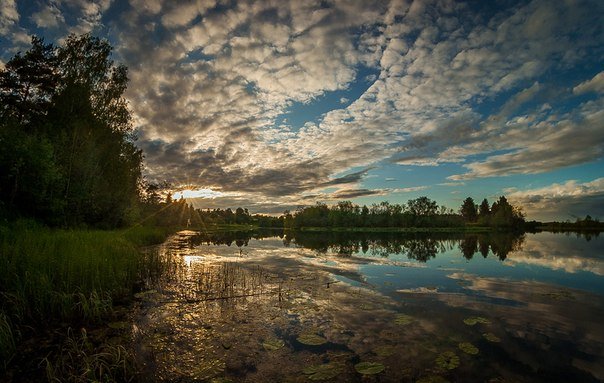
[1,0,603,221]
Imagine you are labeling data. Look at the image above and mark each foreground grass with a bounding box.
[0,222,172,379]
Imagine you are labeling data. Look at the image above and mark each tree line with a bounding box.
[283,195,526,229]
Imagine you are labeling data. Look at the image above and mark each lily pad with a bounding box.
[210,378,233,383]
[107,321,129,330]
[302,363,343,381]
[373,345,396,357]
[192,359,226,380]
[458,342,479,355]
[541,290,575,301]
[483,332,501,343]
[463,316,490,326]
[297,333,327,346]
[435,351,459,370]
[263,338,285,351]
[354,361,385,375]
[394,313,414,325]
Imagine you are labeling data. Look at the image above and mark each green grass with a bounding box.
[0,222,171,372]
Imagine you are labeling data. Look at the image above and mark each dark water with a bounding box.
[132,230,604,382]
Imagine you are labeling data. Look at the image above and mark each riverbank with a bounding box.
[0,222,174,382]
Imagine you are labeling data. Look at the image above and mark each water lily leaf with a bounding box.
[417,375,450,383]
[483,332,501,343]
[463,316,490,326]
[210,378,233,383]
[107,321,129,330]
[394,313,414,325]
[263,338,285,351]
[302,362,343,380]
[297,333,327,346]
[192,359,226,380]
[435,351,459,370]
[541,290,575,301]
[458,342,479,355]
[354,362,385,375]
[373,345,396,357]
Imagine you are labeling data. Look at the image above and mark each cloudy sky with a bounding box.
[1,0,603,220]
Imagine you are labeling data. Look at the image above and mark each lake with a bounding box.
[131,230,604,382]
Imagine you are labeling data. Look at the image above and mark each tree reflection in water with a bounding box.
[185,229,526,262]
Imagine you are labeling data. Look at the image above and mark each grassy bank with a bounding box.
[0,222,172,378]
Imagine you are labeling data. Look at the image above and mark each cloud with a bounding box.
[2,0,603,215]
[391,186,428,193]
[329,188,389,200]
[31,3,65,28]
[506,178,604,220]
[322,168,373,187]
[574,71,604,95]
[117,0,604,210]
[0,0,19,34]
[449,99,604,180]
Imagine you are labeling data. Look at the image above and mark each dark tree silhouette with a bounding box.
[460,197,478,222]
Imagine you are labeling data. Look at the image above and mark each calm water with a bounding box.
[132,230,604,382]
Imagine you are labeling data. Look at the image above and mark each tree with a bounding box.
[0,36,58,123]
[407,196,438,216]
[460,197,478,222]
[479,198,490,217]
[0,33,143,227]
[489,196,524,228]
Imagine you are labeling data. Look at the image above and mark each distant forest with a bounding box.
[155,195,528,230]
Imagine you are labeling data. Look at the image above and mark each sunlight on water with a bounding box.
[132,230,604,382]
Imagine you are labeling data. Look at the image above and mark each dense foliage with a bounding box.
[0,35,141,228]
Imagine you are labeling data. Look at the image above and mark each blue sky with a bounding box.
[1,0,603,220]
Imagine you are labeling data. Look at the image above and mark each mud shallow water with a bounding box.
[130,230,604,382]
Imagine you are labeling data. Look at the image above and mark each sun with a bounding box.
[172,188,225,200]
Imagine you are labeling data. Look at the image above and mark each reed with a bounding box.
[0,222,170,371]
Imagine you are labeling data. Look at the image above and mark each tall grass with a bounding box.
[0,222,170,371]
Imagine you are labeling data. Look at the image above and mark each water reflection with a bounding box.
[183,230,527,261]
[132,230,604,382]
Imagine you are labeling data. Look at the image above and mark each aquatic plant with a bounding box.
[302,362,343,380]
[191,358,227,381]
[435,351,459,370]
[463,316,490,326]
[483,332,501,343]
[394,313,414,325]
[354,361,385,375]
[0,312,16,369]
[541,290,575,301]
[297,332,328,346]
[0,224,170,375]
[373,344,396,357]
[262,338,285,351]
[458,342,479,355]
[43,327,136,383]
